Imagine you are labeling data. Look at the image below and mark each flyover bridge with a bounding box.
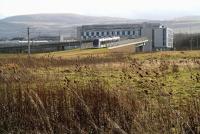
[108,37,149,53]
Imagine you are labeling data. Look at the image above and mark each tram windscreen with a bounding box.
[93,39,99,48]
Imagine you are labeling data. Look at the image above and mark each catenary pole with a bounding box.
[27,27,30,56]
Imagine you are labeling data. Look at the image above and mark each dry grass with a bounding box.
[34,48,109,59]
[0,50,200,133]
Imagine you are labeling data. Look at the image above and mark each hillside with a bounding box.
[2,13,135,25]
[0,14,136,38]
[162,16,200,33]
[1,14,200,38]
[173,16,200,21]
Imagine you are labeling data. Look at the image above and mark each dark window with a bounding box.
[117,31,120,35]
[107,32,109,35]
[122,31,125,35]
[91,32,94,36]
[102,32,104,36]
[139,28,142,36]
[62,46,64,50]
[163,29,166,46]
[128,31,131,35]
[96,32,99,36]
[152,29,155,48]
[112,31,115,35]
[132,31,135,35]
[93,39,99,48]
[86,32,89,36]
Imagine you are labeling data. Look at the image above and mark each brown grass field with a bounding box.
[0,49,200,133]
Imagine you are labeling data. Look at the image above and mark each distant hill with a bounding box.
[2,13,137,25]
[1,13,200,39]
[0,14,139,39]
[161,16,200,33]
[173,16,200,21]
[0,21,28,38]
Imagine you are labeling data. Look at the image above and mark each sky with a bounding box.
[1,0,200,20]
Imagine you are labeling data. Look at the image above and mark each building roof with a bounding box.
[79,22,161,30]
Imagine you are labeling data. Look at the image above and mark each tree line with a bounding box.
[174,33,200,50]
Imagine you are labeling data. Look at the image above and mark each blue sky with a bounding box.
[1,0,200,20]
